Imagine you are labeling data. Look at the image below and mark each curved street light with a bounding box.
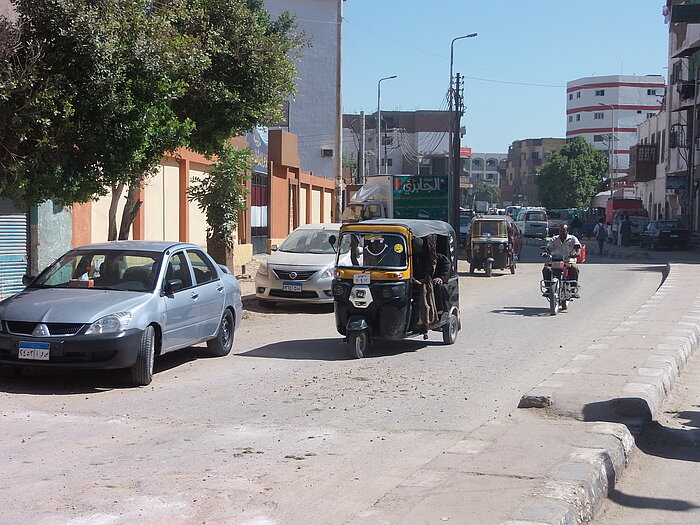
[377,75,398,175]
[449,33,477,235]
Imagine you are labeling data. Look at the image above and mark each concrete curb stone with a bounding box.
[511,262,700,524]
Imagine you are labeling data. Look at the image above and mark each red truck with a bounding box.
[605,198,645,224]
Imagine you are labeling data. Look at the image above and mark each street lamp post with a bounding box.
[448,33,477,234]
[377,75,397,176]
[598,102,616,203]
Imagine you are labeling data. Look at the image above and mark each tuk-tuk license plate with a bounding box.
[671,234,679,238]
[283,281,302,292]
[353,273,370,284]
[18,341,50,361]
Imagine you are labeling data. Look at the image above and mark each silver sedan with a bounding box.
[255,223,340,306]
[0,241,243,386]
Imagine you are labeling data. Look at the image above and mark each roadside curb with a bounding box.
[513,262,700,524]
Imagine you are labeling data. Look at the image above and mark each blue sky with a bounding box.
[341,0,669,153]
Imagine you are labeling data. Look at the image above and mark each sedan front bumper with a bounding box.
[0,329,144,369]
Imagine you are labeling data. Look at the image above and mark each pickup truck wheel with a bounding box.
[650,238,657,251]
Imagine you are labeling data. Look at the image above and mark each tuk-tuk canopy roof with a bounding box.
[473,214,516,224]
[345,218,455,238]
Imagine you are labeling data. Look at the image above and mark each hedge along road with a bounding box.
[0,243,664,524]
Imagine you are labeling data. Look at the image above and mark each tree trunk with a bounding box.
[108,183,124,241]
[118,181,142,240]
[206,234,235,272]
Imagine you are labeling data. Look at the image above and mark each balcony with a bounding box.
[628,144,657,183]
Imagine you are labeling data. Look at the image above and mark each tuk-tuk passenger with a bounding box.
[412,235,450,331]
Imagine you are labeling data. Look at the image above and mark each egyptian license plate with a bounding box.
[671,234,679,238]
[353,273,370,285]
[282,281,302,293]
[18,341,50,361]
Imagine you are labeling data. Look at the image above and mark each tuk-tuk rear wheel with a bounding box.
[347,330,369,359]
[442,312,458,345]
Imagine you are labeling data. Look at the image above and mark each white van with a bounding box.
[515,208,548,239]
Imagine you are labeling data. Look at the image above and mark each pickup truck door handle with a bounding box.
[191,292,199,300]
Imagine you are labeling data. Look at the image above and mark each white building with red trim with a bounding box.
[566,75,665,182]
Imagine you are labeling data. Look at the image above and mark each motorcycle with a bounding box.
[540,251,580,316]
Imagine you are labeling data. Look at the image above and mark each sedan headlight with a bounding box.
[257,260,269,276]
[85,312,132,335]
[320,266,334,279]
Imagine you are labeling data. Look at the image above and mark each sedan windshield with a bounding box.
[31,250,162,292]
[279,228,339,254]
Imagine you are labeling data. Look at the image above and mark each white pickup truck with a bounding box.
[515,208,548,239]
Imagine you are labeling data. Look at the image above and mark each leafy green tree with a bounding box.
[474,181,501,205]
[536,137,607,209]
[0,0,303,240]
[187,144,251,249]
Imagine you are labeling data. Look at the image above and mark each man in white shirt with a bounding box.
[542,224,582,289]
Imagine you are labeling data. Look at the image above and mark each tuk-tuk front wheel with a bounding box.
[484,259,493,277]
[509,257,516,274]
[442,311,458,345]
[347,330,370,359]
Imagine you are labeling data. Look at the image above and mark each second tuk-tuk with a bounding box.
[466,214,521,277]
[332,219,460,359]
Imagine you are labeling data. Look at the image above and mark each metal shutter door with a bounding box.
[0,199,28,300]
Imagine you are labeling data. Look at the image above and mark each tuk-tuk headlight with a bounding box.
[498,244,504,251]
[333,284,345,297]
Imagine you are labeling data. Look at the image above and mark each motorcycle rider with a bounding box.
[542,224,582,297]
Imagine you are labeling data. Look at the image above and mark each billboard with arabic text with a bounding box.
[392,175,449,221]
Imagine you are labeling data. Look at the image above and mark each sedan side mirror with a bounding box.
[22,274,34,286]
[270,244,279,252]
[164,278,184,295]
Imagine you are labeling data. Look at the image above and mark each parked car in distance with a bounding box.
[608,210,649,244]
[515,208,548,239]
[639,220,689,250]
[0,241,243,386]
[255,223,340,306]
[459,212,472,247]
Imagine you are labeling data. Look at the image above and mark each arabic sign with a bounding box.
[246,127,268,173]
[666,175,688,190]
[392,175,449,221]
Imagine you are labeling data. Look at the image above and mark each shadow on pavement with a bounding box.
[242,294,334,315]
[491,306,553,317]
[608,489,700,511]
[238,337,434,361]
[0,345,215,395]
[583,399,700,463]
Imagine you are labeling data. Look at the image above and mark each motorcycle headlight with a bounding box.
[320,266,334,279]
[85,312,132,335]
[257,260,269,276]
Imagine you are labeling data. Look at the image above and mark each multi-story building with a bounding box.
[631,112,671,220]
[461,153,508,188]
[500,138,566,206]
[264,0,342,180]
[343,110,451,180]
[566,75,665,184]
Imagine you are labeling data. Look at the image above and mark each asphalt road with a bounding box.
[0,243,665,525]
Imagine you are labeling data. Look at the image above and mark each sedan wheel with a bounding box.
[130,325,155,386]
[207,309,235,357]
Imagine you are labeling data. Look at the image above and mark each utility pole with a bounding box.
[359,111,366,184]
[450,73,463,236]
[333,0,343,221]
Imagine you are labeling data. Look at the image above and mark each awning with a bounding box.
[673,39,700,58]
[672,103,695,112]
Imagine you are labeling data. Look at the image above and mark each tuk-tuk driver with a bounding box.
[541,224,581,294]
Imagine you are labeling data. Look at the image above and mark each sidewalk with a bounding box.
[346,262,700,525]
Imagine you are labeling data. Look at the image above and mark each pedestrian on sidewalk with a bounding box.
[593,218,607,255]
[620,214,632,247]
